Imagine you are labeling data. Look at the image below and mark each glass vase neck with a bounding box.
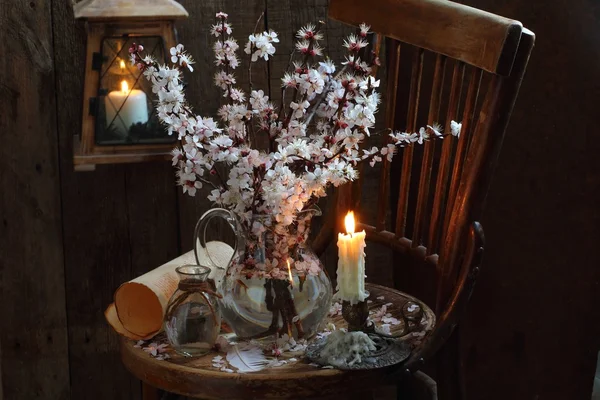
[176,265,210,282]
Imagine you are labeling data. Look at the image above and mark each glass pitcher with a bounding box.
[194,208,332,340]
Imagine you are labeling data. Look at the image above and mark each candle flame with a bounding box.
[287,259,294,288]
[119,59,126,70]
[345,211,355,235]
[120,80,129,95]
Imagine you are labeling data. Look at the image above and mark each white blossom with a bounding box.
[229,88,246,103]
[296,24,323,41]
[318,60,336,75]
[281,72,298,88]
[359,23,371,37]
[245,31,279,62]
[170,44,195,71]
[289,100,310,119]
[211,22,232,37]
[298,69,325,97]
[451,120,462,137]
[214,71,236,90]
[380,144,397,162]
[296,40,323,57]
[249,90,269,110]
[343,34,369,52]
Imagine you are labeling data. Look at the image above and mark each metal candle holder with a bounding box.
[341,300,370,332]
[306,295,429,370]
[342,297,426,338]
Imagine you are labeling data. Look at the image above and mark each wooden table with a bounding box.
[121,283,435,399]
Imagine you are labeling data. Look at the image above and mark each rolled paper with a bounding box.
[105,241,233,340]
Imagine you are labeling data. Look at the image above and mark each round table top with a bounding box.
[120,283,435,399]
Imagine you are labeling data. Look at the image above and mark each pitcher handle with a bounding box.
[194,208,244,270]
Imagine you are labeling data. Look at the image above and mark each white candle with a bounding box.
[336,211,368,304]
[105,80,148,137]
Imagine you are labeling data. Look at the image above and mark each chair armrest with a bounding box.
[392,221,485,375]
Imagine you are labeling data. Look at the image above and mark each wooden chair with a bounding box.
[314,0,535,397]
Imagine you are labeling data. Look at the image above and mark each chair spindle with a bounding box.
[412,54,447,247]
[427,61,465,254]
[443,68,484,235]
[377,40,401,231]
[395,47,424,237]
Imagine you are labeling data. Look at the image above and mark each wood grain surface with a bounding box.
[74,0,188,20]
[329,0,522,75]
[0,0,71,399]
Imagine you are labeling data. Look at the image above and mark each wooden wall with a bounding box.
[0,0,598,399]
[0,0,349,398]
[461,0,600,398]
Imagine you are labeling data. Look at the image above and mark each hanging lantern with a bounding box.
[73,0,188,170]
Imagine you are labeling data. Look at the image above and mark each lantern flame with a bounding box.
[287,259,294,288]
[119,59,126,70]
[120,80,129,95]
[345,211,355,235]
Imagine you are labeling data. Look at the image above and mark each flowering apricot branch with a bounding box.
[129,11,462,243]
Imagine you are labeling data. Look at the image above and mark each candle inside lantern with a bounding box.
[336,211,368,304]
[105,80,148,138]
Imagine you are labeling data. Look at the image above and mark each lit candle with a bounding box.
[105,80,148,137]
[336,211,368,304]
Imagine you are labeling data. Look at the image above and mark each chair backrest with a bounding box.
[316,0,535,312]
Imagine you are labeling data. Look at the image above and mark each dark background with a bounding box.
[1,0,598,399]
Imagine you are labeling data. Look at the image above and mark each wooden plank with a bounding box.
[328,0,523,75]
[74,151,171,167]
[125,162,180,278]
[0,0,71,398]
[51,0,142,399]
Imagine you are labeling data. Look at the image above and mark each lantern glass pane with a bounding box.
[94,36,176,146]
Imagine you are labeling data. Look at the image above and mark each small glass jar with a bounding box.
[164,265,221,357]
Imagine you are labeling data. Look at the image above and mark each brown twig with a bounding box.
[247,12,265,97]
[303,66,348,126]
